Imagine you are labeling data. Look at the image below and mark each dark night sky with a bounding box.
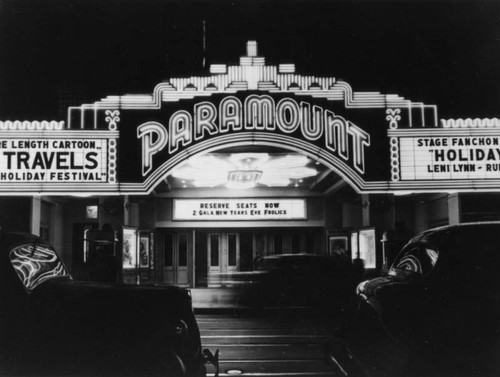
[0,0,499,120]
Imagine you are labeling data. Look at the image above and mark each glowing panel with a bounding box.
[358,229,376,269]
[0,138,108,183]
[122,228,137,269]
[173,198,307,221]
[399,136,500,180]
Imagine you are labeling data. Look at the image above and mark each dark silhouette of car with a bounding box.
[220,253,361,310]
[0,232,216,377]
[329,222,500,377]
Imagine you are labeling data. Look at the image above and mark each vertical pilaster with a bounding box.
[31,196,41,236]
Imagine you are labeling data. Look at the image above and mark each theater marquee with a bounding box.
[0,122,118,194]
[1,42,499,195]
[389,120,500,191]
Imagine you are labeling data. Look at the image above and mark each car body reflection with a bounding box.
[330,222,500,377]
[0,231,211,377]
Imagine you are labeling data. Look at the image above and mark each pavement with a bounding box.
[191,288,243,310]
[198,312,344,377]
[192,288,346,376]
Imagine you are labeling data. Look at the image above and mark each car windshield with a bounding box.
[9,242,71,290]
[390,244,439,276]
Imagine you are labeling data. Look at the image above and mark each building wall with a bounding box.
[324,197,343,229]
[342,200,363,228]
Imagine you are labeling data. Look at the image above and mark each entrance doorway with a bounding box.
[207,232,240,287]
[163,232,189,286]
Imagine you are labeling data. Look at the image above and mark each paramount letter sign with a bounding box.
[137,95,370,176]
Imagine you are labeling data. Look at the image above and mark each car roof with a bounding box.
[413,221,500,241]
[406,222,500,256]
[0,232,45,254]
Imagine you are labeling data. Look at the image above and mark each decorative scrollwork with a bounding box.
[105,110,120,130]
[386,108,401,129]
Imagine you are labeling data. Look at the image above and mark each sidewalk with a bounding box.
[190,288,242,310]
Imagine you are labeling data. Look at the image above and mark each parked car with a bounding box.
[0,232,216,377]
[329,222,500,377]
[220,253,362,310]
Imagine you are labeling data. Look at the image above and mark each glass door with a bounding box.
[163,232,189,286]
[207,232,240,287]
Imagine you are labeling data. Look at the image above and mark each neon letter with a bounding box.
[169,110,192,155]
[220,97,242,132]
[275,98,300,133]
[244,95,275,130]
[347,121,370,174]
[194,102,217,141]
[137,121,168,176]
[325,111,349,161]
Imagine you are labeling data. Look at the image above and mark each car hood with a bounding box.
[357,275,424,316]
[35,278,191,311]
[30,279,196,338]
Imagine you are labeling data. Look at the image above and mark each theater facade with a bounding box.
[1,41,500,287]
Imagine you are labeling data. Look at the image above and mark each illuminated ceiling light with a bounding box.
[169,152,317,189]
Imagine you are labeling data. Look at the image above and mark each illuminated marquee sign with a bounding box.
[5,43,499,195]
[387,123,500,192]
[400,135,500,180]
[0,138,107,182]
[106,90,392,194]
[137,94,371,176]
[0,127,118,194]
[65,44,437,194]
[173,198,307,221]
